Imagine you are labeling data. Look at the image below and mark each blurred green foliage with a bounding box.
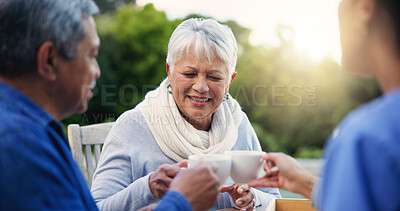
[294,147,324,159]
[94,0,135,13]
[62,4,381,157]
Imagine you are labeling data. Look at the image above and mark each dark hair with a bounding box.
[0,0,99,77]
[378,1,400,51]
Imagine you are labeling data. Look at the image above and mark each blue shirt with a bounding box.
[0,82,98,210]
[0,82,191,211]
[155,191,192,211]
[320,89,400,211]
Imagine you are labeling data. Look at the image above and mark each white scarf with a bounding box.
[137,78,243,162]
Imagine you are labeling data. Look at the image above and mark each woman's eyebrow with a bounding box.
[185,66,197,71]
[185,66,222,73]
[208,70,223,74]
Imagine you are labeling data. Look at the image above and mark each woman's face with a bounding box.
[167,47,236,130]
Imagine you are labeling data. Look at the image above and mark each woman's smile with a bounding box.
[187,95,212,105]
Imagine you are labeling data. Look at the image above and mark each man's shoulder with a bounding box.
[0,103,55,158]
[0,105,46,138]
[0,123,42,139]
[0,124,55,161]
[0,118,93,210]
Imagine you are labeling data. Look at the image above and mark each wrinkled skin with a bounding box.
[220,183,255,211]
[149,160,188,198]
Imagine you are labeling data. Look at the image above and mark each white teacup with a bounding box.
[224,150,266,183]
[188,154,232,186]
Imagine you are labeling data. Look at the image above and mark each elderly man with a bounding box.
[0,0,219,210]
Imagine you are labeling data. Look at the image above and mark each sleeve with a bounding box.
[154,191,192,211]
[0,130,90,210]
[91,129,158,210]
[320,132,399,211]
[310,179,322,210]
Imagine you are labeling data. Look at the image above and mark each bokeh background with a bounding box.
[62,0,381,158]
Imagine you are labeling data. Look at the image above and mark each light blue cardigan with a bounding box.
[91,108,281,210]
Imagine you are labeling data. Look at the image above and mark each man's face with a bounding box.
[54,16,100,119]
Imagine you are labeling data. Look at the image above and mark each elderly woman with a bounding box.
[91,18,280,210]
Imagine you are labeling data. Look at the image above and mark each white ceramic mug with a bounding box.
[224,150,266,183]
[188,154,232,186]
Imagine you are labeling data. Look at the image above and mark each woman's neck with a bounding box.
[183,114,212,131]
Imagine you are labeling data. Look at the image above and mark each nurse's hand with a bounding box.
[248,152,319,199]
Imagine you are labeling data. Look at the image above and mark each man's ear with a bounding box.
[37,41,58,81]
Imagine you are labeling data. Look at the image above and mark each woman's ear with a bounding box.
[230,72,237,83]
[229,72,237,86]
[166,63,170,76]
[37,41,58,81]
[226,72,237,93]
[166,63,172,83]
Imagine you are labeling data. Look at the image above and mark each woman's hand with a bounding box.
[220,184,255,211]
[149,160,188,198]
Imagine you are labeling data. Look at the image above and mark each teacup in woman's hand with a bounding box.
[188,154,232,186]
[224,151,266,183]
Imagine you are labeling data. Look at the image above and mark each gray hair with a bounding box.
[166,18,238,77]
[0,0,99,77]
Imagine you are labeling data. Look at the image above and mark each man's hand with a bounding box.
[169,160,220,211]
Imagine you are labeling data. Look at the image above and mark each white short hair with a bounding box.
[166,18,238,77]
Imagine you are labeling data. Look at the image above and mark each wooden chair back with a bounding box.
[67,122,114,187]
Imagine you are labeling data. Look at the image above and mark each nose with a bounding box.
[94,59,101,79]
[192,77,209,93]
